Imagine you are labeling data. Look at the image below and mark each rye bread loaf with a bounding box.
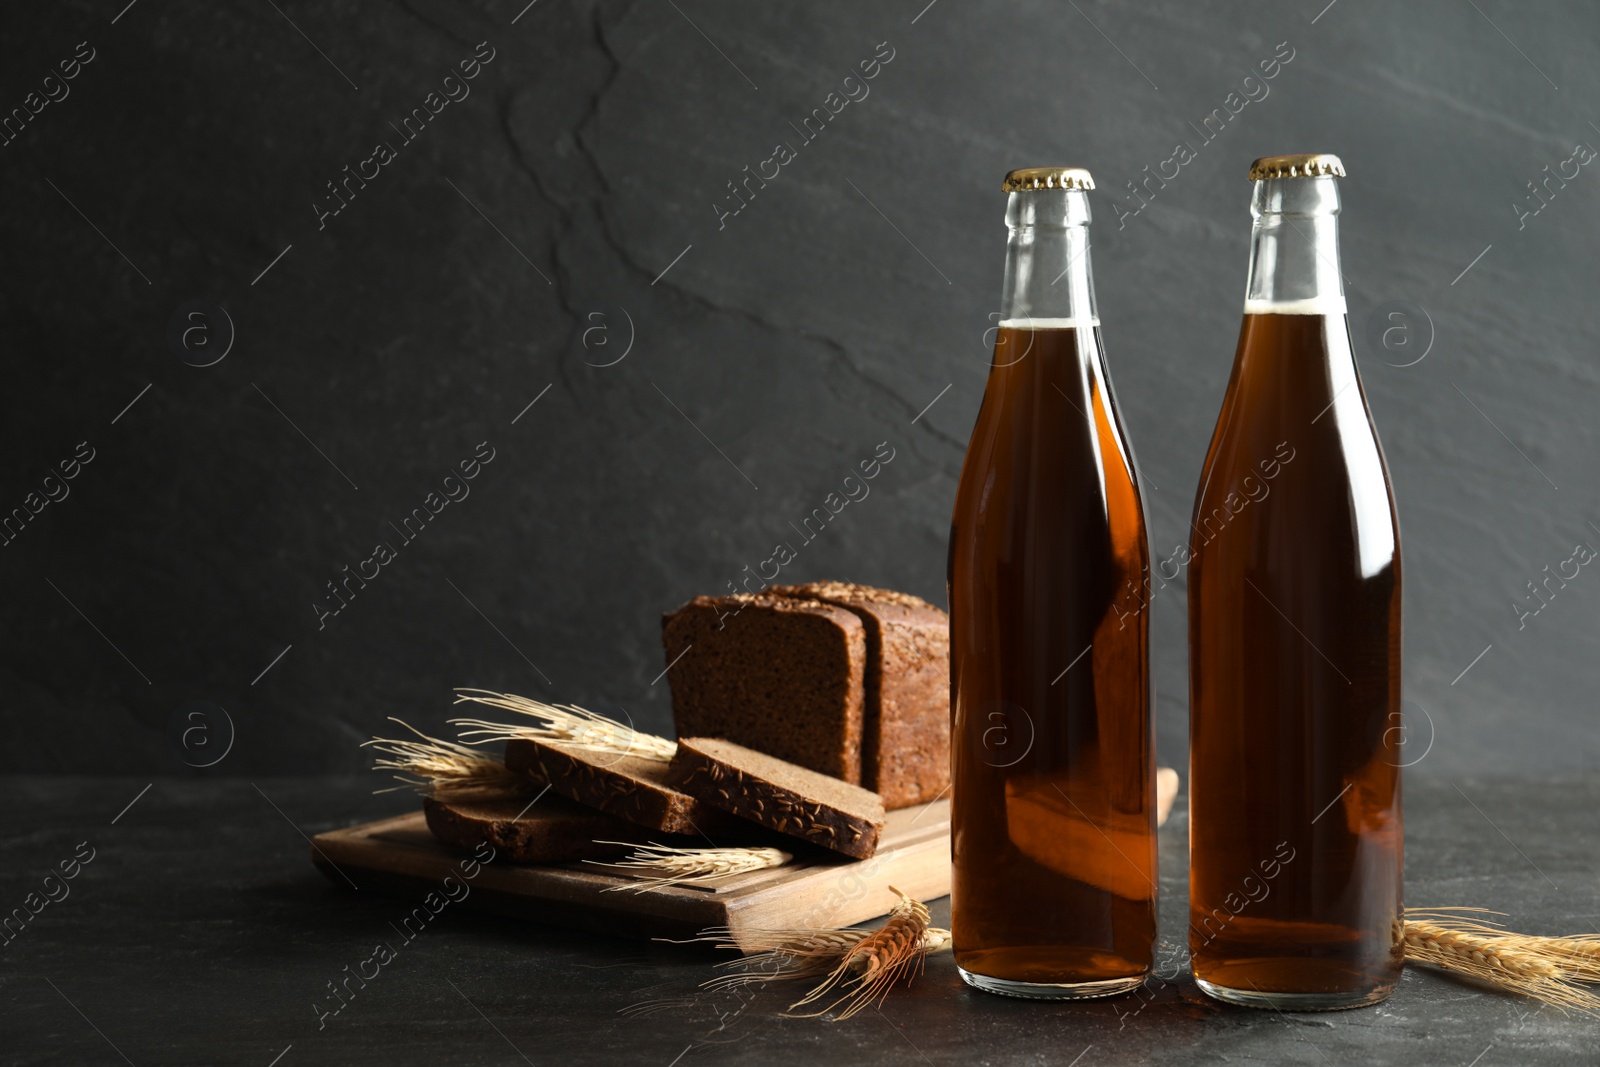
[670,737,884,859]
[422,794,656,863]
[662,583,949,809]
[767,581,950,808]
[661,593,867,784]
[503,737,738,838]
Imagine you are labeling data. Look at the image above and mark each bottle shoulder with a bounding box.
[1192,315,1398,557]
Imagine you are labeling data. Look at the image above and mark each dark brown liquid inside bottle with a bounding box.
[949,325,1156,997]
[1188,312,1404,1008]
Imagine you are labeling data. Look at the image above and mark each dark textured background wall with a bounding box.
[2,0,1596,779]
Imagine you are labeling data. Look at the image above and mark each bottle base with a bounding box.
[1194,976,1395,1011]
[958,966,1147,1001]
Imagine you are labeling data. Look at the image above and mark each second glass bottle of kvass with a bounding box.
[1188,154,1404,1009]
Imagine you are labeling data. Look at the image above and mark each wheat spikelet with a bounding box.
[449,688,676,762]
[1503,935,1600,983]
[782,887,931,1020]
[363,718,532,799]
[706,922,953,962]
[1403,916,1600,1016]
[1405,919,1560,979]
[591,845,792,892]
[1407,907,1600,984]
[920,926,953,956]
[678,893,951,1009]
[689,924,952,995]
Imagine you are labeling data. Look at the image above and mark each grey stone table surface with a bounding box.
[2,773,1596,1066]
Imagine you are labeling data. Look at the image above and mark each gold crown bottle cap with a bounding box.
[1002,167,1095,192]
[1248,154,1345,181]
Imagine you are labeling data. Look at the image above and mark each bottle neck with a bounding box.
[998,189,1099,326]
[1243,175,1346,316]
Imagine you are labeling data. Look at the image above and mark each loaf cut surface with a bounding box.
[768,581,950,809]
[670,737,885,859]
[661,594,867,784]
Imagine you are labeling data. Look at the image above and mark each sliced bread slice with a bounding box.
[422,794,657,863]
[670,737,885,859]
[504,737,737,839]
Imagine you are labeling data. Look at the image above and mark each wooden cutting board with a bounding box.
[310,799,951,951]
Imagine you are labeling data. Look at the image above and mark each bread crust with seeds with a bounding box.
[504,737,739,837]
[670,737,885,859]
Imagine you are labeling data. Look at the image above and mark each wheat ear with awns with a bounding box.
[449,688,677,762]
[1405,907,1600,983]
[697,925,952,991]
[590,844,792,892]
[1493,934,1600,983]
[783,887,931,1019]
[684,887,942,1020]
[363,718,532,799]
[1403,909,1600,1016]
